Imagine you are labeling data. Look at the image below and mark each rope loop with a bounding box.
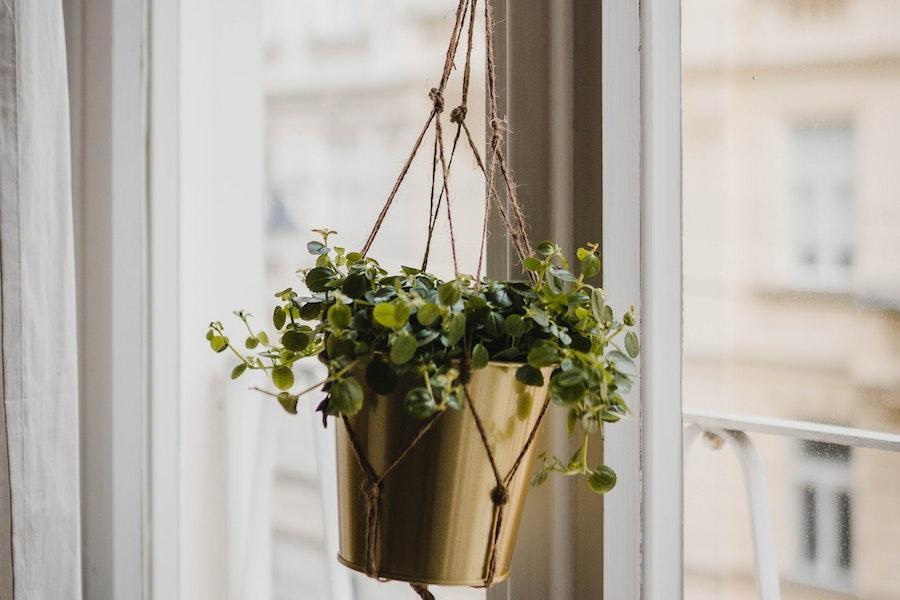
[490,485,510,506]
[450,104,468,123]
[429,87,445,113]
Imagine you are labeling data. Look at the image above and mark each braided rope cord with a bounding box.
[339,1,552,595]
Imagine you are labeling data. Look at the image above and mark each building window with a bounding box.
[793,440,853,592]
[789,124,855,291]
[314,0,365,44]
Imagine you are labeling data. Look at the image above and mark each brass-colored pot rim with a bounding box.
[336,554,510,588]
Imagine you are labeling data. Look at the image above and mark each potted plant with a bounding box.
[206,0,639,595]
[207,231,638,590]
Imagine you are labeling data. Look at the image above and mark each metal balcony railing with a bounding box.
[683,409,900,600]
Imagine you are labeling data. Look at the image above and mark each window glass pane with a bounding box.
[685,439,900,598]
[262,1,486,598]
[683,1,900,598]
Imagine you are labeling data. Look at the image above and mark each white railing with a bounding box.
[683,408,900,600]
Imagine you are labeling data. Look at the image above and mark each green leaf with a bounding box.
[230,363,247,380]
[273,306,286,330]
[305,267,334,292]
[523,256,543,271]
[566,408,578,437]
[527,343,558,368]
[306,240,330,255]
[277,392,298,415]
[330,378,364,415]
[281,330,309,352]
[581,253,601,278]
[549,266,577,283]
[437,281,461,306]
[624,331,640,358]
[326,334,354,359]
[257,331,269,345]
[601,305,613,323]
[527,307,550,327]
[342,273,369,299]
[272,366,294,391]
[515,364,545,387]
[298,302,322,321]
[536,241,555,257]
[365,359,397,395]
[555,369,583,387]
[445,313,466,346]
[327,303,351,329]
[590,288,605,322]
[404,387,437,419]
[588,465,617,494]
[245,336,259,349]
[485,312,504,337]
[608,351,637,377]
[503,314,527,337]
[471,343,489,369]
[416,303,442,326]
[389,331,417,364]
[345,251,363,264]
[210,336,227,353]
[373,301,410,331]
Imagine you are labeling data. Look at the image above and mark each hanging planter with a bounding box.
[206,0,638,597]
[336,361,554,586]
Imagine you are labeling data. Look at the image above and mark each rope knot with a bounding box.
[429,88,445,113]
[363,480,381,500]
[490,117,504,150]
[490,485,510,506]
[458,357,472,385]
[450,105,467,123]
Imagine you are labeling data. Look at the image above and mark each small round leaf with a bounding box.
[272,366,294,391]
[389,331,417,364]
[588,465,617,494]
[437,281,461,306]
[230,363,247,380]
[624,331,640,358]
[416,303,442,326]
[404,387,437,419]
[515,364,545,387]
[273,306,286,330]
[281,330,309,352]
[330,378,363,415]
[327,303,351,330]
[471,343,489,369]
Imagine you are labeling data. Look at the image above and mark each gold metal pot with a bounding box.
[336,361,552,586]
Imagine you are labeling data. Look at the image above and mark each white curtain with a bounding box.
[0,1,82,598]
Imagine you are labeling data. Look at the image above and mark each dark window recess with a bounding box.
[838,492,853,570]
[802,485,818,562]
[802,440,852,462]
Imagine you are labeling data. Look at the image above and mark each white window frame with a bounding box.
[64,0,150,598]
[489,1,683,599]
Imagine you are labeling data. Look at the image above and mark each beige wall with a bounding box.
[684,1,900,598]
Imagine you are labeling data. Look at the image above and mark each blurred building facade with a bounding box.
[683,1,900,598]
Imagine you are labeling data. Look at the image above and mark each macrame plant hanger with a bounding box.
[341,1,550,598]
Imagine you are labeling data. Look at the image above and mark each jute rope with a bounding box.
[341,0,551,595]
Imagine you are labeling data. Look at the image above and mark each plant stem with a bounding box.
[581,432,590,472]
